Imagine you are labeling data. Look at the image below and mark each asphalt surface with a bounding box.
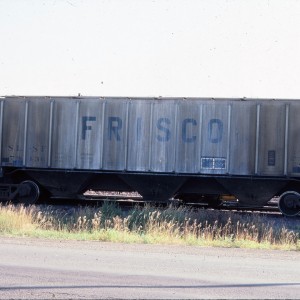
[0,237,299,299]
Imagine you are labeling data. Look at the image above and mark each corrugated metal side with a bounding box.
[229,101,256,175]
[288,102,300,176]
[76,99,104,170]
[150,100,176,172]
[2,96,300,179]
[26,98,50,168]
[50,98,77,169]
[102,99,127,170]
[175,100,201,173]
[0,101,3,163]
[258,102,286,175]
[199,100,230,175]
[1,98,26,167]
[127,100,152,171]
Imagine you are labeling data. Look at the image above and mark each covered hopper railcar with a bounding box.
[0,96,300,216]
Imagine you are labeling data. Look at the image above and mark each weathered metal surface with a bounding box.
[200,100,230,175]
[258,103,286,175]
[26,98,50,168]
[1,98,26,167]
[175,100,202,173]
[229,101,256,175]
[76,99,104,170]
[102,99,127,170]
[150,100,177,172]
[50,98,77,169]
[127,100,152,171]
[1,96,300,178]
[288,102,300,176]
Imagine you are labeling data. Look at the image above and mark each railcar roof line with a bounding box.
[2,96,300,102]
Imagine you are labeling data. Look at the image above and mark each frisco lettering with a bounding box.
[82,116,224,144]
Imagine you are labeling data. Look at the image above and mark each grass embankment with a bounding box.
[0,202,299,250]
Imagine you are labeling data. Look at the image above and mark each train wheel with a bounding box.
[278,191,300,217]
[17,180,40,205]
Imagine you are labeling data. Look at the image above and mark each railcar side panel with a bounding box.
[150,100,176,172]
[175,100,201,173]
[51,99,77,169]
[77,99,104,170]
[200,101,230,175]
[2,96,300,180]
[102,99,127,170]
[288,102,300,176]
[1,99,26,167]
[229,101,256,175]
[258,103,286,176]
[127,100,152,171]
[26,98,50,168]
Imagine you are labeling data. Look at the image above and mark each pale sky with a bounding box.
[1,0,300,98]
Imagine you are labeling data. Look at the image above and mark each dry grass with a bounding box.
[0,202,299,250]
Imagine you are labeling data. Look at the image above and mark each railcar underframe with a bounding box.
[1,167,300,216]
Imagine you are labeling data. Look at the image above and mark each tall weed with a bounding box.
[0,202,298,250]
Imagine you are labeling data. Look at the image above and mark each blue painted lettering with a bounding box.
[208,119,223,143]
[108,117,122,141]
[82,116,96,140]
[182,118,197,143]
[157,118,171,142]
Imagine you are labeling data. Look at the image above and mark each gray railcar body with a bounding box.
[0,96,300,216]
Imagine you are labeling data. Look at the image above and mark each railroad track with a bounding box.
[36,193,292,217]
[84,192,282,213]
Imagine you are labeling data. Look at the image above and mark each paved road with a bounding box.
[0,237,299,299]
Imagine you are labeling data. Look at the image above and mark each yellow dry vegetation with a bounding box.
[0,202,299,251]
